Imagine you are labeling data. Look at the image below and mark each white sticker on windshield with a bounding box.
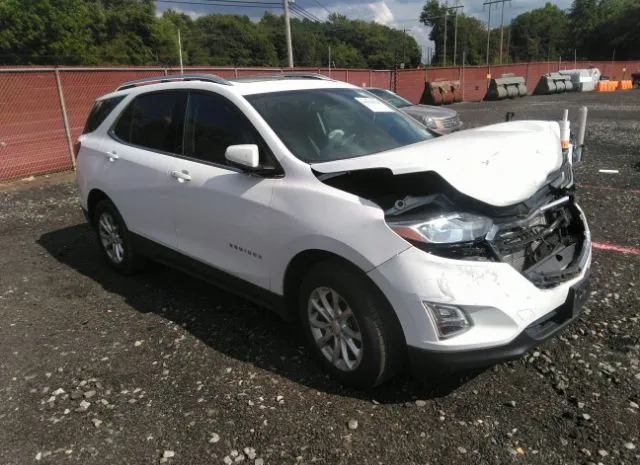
[355,97,394,112]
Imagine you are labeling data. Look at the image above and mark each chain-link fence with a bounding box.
[0,66,392,182]
[395,60,640,106]
[4,61,637,182]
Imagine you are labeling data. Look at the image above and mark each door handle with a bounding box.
[170,169,192,183]
[106,151,119,162]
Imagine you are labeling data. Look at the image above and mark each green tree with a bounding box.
[0,0,99,64]
[194,14,277,66]
[509,3,570,62]
[420,0,487,66]
[0,1,435,68]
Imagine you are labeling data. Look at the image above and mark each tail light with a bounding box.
[73,140,81,159]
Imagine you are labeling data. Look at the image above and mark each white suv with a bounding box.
[76,73,592,389]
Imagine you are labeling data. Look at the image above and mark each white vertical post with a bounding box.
[55,69,75,169]
[485,5,492,68]
[443,11,448,66]
[328,45,331,78]
[453,11,458,66]
[178,29,184,74]
[462,50,466,101]
[283,0,294,68]
[499,0,505,64]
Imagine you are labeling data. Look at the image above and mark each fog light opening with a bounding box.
[423,302,471,339]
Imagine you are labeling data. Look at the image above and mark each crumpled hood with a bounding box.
[311,120,563,207]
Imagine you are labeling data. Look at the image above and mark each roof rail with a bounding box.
[115,74,232,91]
[229,72,335,83]
[277,72,335,80]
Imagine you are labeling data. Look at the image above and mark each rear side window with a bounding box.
[111,91,187,154]
[83,96,125,134]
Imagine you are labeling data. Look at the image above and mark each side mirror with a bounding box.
[225,144,260,170]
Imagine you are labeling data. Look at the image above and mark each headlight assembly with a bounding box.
[423,117,438,130]
[388,213,494,244]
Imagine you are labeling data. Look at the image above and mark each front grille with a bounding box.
[489,201,585,288]
[437,115,460,130]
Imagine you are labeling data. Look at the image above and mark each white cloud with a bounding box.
[156,8,204,19]
[369,2,395,25]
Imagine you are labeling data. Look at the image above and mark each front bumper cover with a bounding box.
[407,269,591,373]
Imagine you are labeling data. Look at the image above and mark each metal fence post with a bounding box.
[54,68,76,170]
[368,69,372,86]
[234,68,238,78]
[461,60,465,102]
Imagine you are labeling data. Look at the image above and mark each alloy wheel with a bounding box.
[98,212,125,264]
[307,286,363,371]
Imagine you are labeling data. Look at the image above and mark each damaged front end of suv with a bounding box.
[319,160,590,292]
[311,118,592,371]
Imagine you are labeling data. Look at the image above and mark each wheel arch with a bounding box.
[281,248,406,346]
[87,188,111,227]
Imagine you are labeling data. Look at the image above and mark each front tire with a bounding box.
[93,199,144,275]
[298,259,405,389]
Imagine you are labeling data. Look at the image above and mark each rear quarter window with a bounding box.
[83,95,126,134]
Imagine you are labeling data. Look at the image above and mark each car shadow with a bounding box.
[38,223,483,403]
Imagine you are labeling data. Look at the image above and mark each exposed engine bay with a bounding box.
[315,162,588,289]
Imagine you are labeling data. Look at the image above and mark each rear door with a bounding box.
[76,95,126,209]
[104,90,187,248]
[166,90,280,290]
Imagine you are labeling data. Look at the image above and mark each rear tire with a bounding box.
[298,259,405,389]
[93,199,145,275]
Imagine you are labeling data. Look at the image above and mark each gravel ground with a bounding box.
[1,91,639,465]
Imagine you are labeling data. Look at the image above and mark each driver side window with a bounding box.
[184,92,260,166]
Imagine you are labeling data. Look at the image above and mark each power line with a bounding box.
[302,0,332,16]
[289,4,313,21]
[291,3,322,22]
[162,0,281,4]
[157,0,282,8]
[289,5,311,21]
[290,3,321,22]
[290,9,316,22]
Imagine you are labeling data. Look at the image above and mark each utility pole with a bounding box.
[425,4,463,67]
[483,0,512,67]
[448,3,464,66]
[283,0,294,68]
[506,26,511,63]
[443,10,448,66]
[177,29,184,74]
[402,29,406,66]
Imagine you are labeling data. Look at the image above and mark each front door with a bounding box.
[167,90,280,290]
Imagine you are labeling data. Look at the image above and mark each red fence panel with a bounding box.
[345,70,370,87]
[0,71,71,181]
[370,71,391,89]
[2,61,639,182]
[395,69,425,104]
[60,69,165,142]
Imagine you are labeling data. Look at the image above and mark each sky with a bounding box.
[157,0,573,62]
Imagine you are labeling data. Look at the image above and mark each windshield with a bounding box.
[366,88,414,108]
[246,88,433,163]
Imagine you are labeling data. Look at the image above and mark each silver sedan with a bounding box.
[365,87,464,135]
